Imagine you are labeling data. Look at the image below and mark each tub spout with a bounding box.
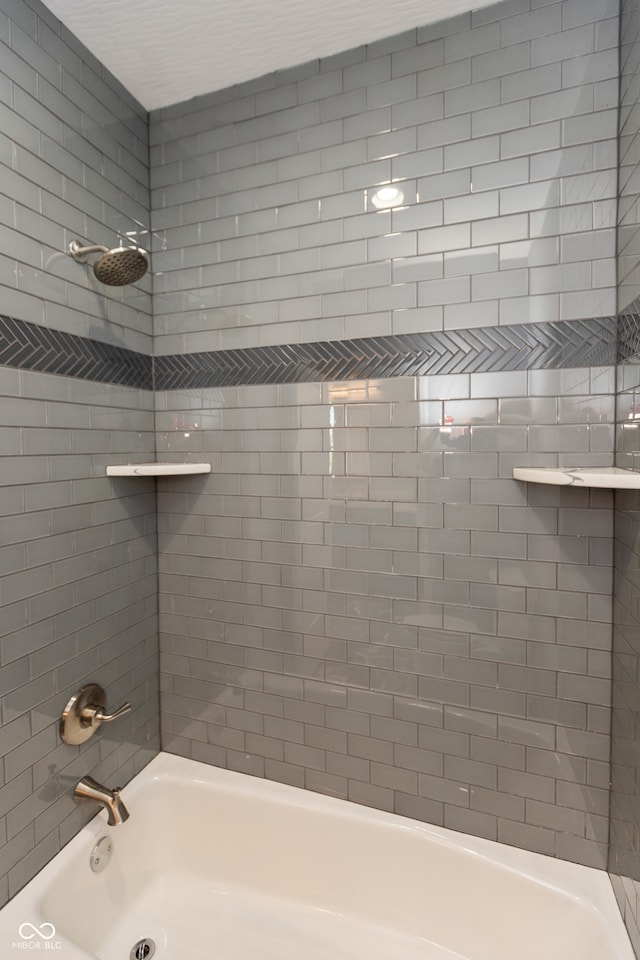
[73,775,129,826]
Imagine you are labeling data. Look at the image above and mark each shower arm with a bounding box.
[68,240,110,261]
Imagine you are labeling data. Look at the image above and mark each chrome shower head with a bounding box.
[93,247,148,286]
[68,240,148,286]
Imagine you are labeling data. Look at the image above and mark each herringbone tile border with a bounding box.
[618,296,640,362]
[0,314,625,389]
[154,317,618,390]
[0,315,152,389]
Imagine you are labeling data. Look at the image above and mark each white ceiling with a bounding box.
[40,0,500,111]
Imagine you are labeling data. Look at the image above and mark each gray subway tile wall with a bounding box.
[618,0,640,314]
[148,0,627,873]
[610,0,640,954]
[150,0,619,356]
[3,0,640,921]
[611,470,640,959]
[0,5,152,354]
[0,368,159,905]
[0,0,158,905]
[156,366,615,868]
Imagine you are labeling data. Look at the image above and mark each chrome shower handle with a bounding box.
[60,683,133,744]
[81,699,132,729]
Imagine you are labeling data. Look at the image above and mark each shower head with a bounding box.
[68,240,148,286]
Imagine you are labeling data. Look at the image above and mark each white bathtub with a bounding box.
[0,752,634,960]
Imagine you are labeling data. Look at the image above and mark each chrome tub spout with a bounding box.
[73,775,129,826]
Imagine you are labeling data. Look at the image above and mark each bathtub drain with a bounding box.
[130,939,155,960]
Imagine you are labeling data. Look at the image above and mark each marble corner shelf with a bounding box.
[106,463,211,477]
[513,467,640,489]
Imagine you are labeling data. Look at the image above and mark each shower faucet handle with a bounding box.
[60,683,132,745]
[82,699,132,728]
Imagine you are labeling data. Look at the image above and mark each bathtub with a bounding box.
[0,751,634,960]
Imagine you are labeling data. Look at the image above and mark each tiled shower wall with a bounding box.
[0,0,159,905]
[150,0,619,351]
[610,0,640,954]
[611,413,640,956]
[617,0,640,314]
[157,368,615,866]
[153,0,621,868]
[0,0,632,914]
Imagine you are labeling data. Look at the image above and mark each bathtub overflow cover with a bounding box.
[130,940,155,960]
[89,836,113,873]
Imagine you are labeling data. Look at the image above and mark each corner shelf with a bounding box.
[106,463,211,477]
[513,467,640,489]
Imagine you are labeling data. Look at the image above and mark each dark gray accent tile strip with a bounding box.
[0,315,153,389]
[618,297,640,363]
[155,317,617,390]
[0,315,619,390]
